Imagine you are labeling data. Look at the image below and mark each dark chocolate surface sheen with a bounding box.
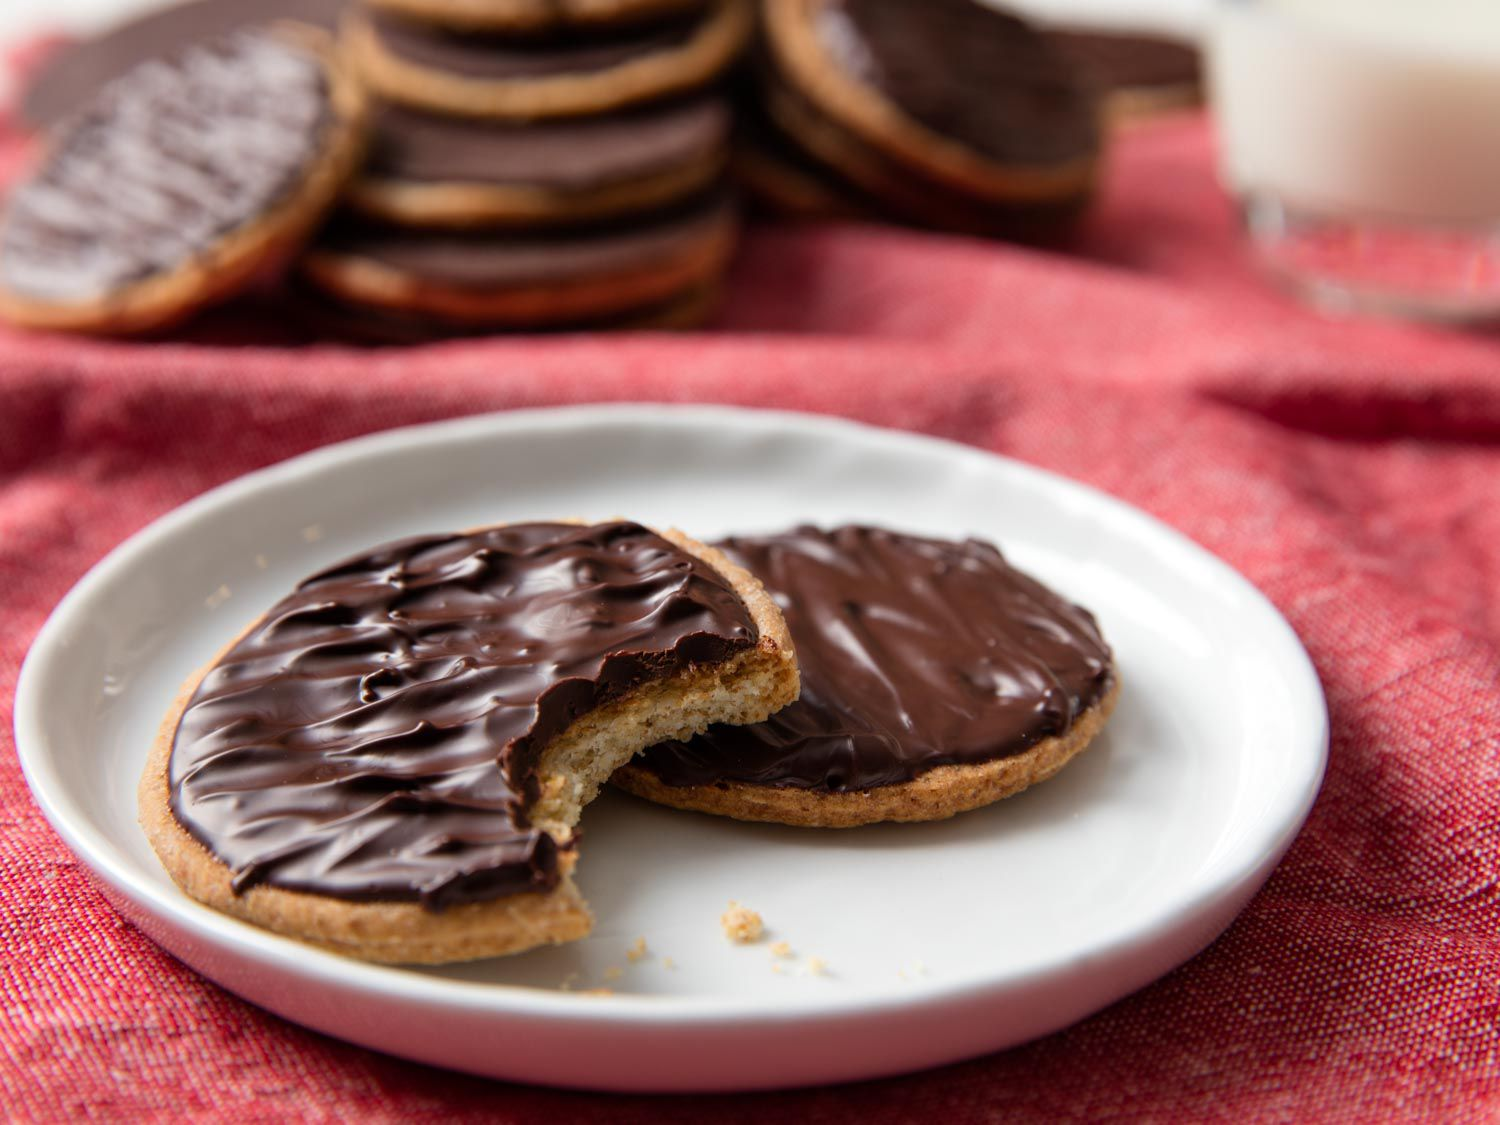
[368,97,729,188]
[170,522,758,909]
[637,526,1112,792]
[814,0,1098,166]
[367,8,700,79]
[21,0,347,127]
[1,30,330,302]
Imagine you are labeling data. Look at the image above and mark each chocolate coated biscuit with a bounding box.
[301,194,737,326]
[141,521,797,963]
[616,525,1118,827]
[0,25,367,335]
[347,0,751,119]
[351,96,731,228]
[760,0,1100,230]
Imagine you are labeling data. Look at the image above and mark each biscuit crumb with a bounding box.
[806,956,828,976]
[770,962,784,975]
[626,937,649,963]
[602,966,624,982]
[769,941,793,959]
[301,524,324,542]
[254,554,269,570]
[204,584,231,609]
[662,957,676,970]
[581,988,614,997]
[720,901,764,943]
[559,972,581,992]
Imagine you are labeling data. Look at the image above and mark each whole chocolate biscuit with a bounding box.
[759,0,1101,231]
[616,525,1118,826]
[301,193,737,327]
[346,0,751,119]
[0,25,367,335]
[352,96,731,228]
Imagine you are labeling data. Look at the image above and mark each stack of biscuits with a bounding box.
[301,0,752,336]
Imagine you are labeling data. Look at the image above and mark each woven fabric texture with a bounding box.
[1,101,1498,1121]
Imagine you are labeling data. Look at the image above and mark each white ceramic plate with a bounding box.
[15,405,1326,1092]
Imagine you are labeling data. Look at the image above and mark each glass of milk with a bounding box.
[1209,0,1500,321]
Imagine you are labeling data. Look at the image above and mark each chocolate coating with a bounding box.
[367,97,729,189]
[1,30,331,303]
[366,8,699,79]
[636,526,1113,792]
[815,0,1098,166]
[21,0,346,127]
[170,522,758,909]
[1045,29,1201,96]
[318,194,732,286]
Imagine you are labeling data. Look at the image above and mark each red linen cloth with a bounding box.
[2,93,1499,1119]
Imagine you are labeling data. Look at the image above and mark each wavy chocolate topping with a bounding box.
[814,0,1098,167]
[21,0,347,127]
[366,8,701,79]
[367,97,729,189]
[1,30,331,303]
[170,521,758,910]
[636,525,1112,792]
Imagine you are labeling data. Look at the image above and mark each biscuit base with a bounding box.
[299,207,736,327]
[348,149,726,230]
[0,24,368,336]
[613,677,1120,828]
[141,521,797,963]
[346,0,750,120]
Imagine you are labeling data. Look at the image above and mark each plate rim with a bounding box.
[14,402,1329,1028]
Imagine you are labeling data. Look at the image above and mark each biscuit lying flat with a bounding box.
[141,521,797,963]
[346,0,750,119]
[301,193,736,327]
[616,525,1117,827]
[0,26,367,335]
[350,96,730,229]
[758,0,1100,238]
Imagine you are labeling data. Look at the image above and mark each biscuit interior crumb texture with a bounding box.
[720,900,764,943]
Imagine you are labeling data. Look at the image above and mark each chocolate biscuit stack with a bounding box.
[301,0,752,334]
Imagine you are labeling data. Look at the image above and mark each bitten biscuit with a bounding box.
[616,525,1118,827]
[141,521,797,964]
[0,25,367,335]
[346,0,751,120]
